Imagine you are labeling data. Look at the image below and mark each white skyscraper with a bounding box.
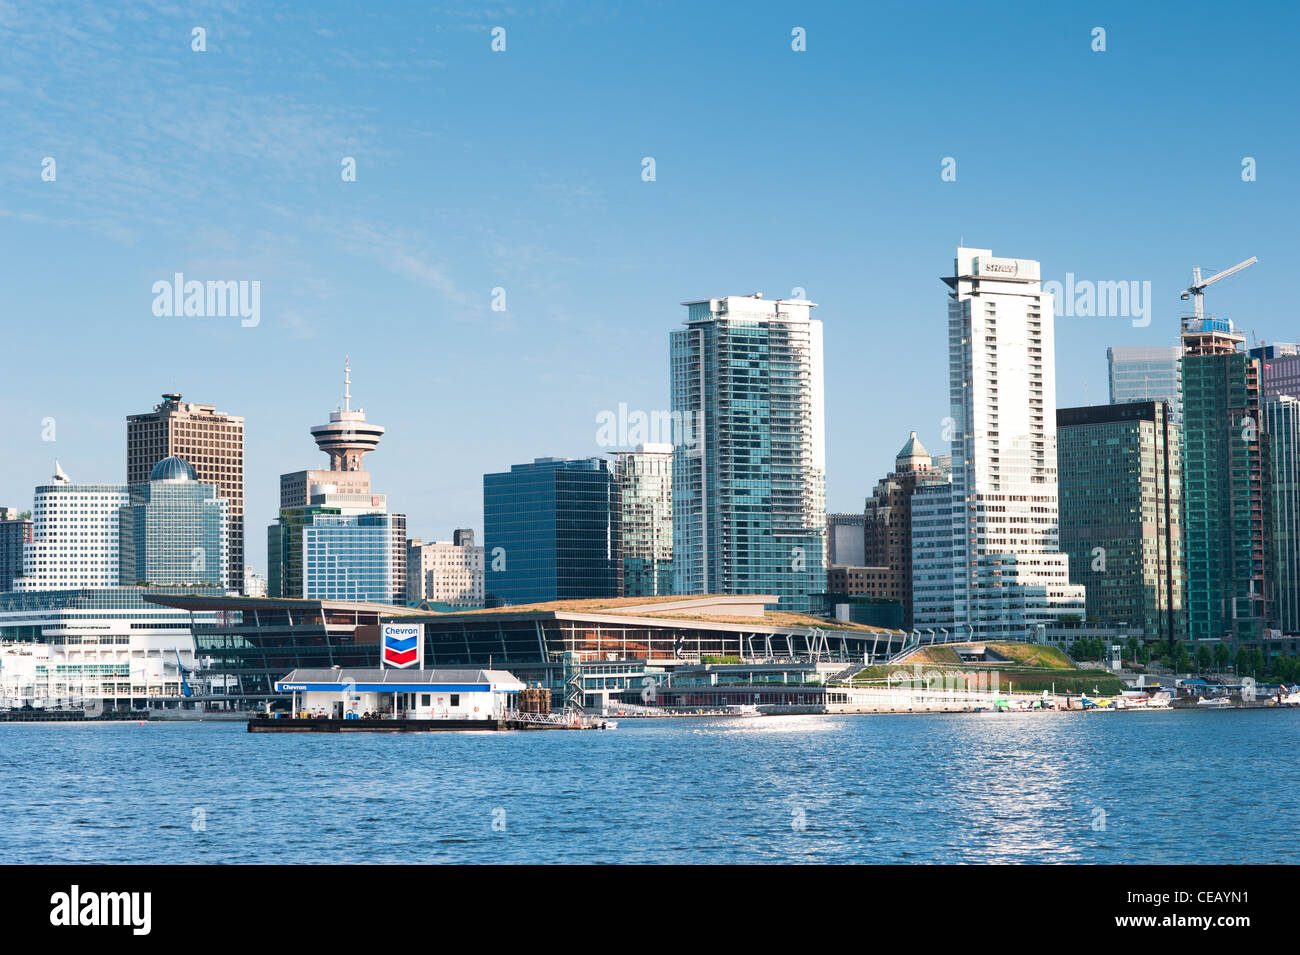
[12,463,129,592]
[913,248,1084,639]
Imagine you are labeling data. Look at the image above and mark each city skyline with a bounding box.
[2,0,1299,889]
[0,259,1285,579]
[3,1,1296,556]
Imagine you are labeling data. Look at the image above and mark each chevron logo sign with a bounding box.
[381,623,424,669]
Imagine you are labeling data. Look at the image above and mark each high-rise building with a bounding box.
[407,531,486,608]
[1250,344,1300,400]
[0,507,32,593]
[269,361,406,605]
[483,456,620,606]
[279,358,385,509]
[826,565,896,597]
[1181,317,1271,641]
[1057,402,1184,641]
[269,487,404,605]
[612,443,673,597]
[915,248,1085,640]
[302,512,402,604]
[670,293,826,613]
[118,456,229,588]
[13,463,129,592]
[863,432,944,630]
[826,513,865,567]
[127,394,244,590]
[1265,395,1300,634]
[279,469,373,510]
[1107,346,1183,422]
[910,479,956,631]
[3,468,223,712]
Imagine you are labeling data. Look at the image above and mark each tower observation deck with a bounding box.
[309,357,385,472]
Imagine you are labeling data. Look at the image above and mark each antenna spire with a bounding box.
[343,355,352,412]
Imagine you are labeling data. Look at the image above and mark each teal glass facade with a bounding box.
[269,507,401,603]
[1265,395,1300,633]
[118,464,228,588]
[1182,350,1271,640]
[1057,402,1184,641]
[671,298,826,613]
[0,516,31,592]
[301,513,396,602]
[483,457,620,605]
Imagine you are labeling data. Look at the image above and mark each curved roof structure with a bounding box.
[149,456,198,482]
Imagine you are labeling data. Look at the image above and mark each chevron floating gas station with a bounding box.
[247,623,612,731]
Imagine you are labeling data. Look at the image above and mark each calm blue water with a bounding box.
[2,710,1295,864]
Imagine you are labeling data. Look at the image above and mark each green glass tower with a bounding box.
[1265,395,1300,634]
[670,295,826,613]
[1057,402,1184,641]
[1181,318,1271,641]
[118,456,229,588]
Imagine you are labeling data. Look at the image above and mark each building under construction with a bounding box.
[1181,315,1272,641]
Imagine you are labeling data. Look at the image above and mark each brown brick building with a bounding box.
[863,432,944,629]
[127,394,245,591]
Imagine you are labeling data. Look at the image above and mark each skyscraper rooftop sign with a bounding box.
[381,623,423,669]
[974,256,1040,281]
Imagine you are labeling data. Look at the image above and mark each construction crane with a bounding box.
[1181,256,1258,320]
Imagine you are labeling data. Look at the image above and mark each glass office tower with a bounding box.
[268,488,404,604]
[613,444,674,598]
[1107,346,1183,423]
[1057,402,1184,641]
[300,513,397,603]
[1265,395,1300,634]
[670,294,827,613]
[118,456,228,588]
[0,510,33,592]
[483,457,620,606]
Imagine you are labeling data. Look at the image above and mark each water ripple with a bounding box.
[0,710,1295,863]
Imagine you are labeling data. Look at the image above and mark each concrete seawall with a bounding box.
[758,688,1053,716]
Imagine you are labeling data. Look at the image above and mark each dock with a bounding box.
[247,711,616,733]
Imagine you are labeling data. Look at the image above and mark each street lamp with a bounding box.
[939,628,949,644]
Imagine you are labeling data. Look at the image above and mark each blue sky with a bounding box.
[2,0,1297,562]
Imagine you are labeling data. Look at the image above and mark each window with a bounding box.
[421,694,430,706]
[450,694,460,707]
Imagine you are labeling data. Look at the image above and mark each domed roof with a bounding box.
[150,456,197,482]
